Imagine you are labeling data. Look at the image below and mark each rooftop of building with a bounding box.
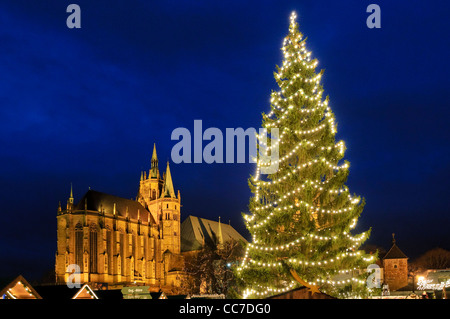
[383,234,408,260]
[72,189,157,224]
[180,215,248,252]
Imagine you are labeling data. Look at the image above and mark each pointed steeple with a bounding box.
[384,233,408,260]
[66,183,74,211]
[69,183,74,204]
[150,143,159,178]
[152,143,157,160]
[217,216,224,247]
[160,161,175,198]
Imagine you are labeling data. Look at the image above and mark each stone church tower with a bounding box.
[55,145,183,291]
[382,234,408,291]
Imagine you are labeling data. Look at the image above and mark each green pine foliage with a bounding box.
[237,12,375,299]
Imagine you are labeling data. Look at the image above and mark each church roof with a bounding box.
[383,243,408,260]
[161,161,175,198]
[150,143,160,179]
[73,190,156,224]
[0,275,42,299]
[180,215,248,252]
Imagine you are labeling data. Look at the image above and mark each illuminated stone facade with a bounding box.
[382,235,408,291]
[55,145,183,291]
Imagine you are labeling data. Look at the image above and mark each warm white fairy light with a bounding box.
[247,233,337,252]
[362,256,375,262]
[258,124,323,151]
[243,281,296,299]
[278,72,322,93]
[242,273,367,299]
[279,57,319,76]
[246,231,367,252]
[249,178,335,216]
[240,11,370,299]
[265,92,326,127]
[417,278,450,291]
[337,267,358,274]
[248,201,356,230]
[253,139,346,205]
[258,138,345,167]
[315,277,366,286]
[265,22,323,120]
[239,253,371,298]
[260,106,336,152]
[256,158,349,187]
[243,250,368,270]
[265,98,324,128]
[349,218,357,229]
[250,178,329,213]
[278,56,319,77]
[279,75,320,94]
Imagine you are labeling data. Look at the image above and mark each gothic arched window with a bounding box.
[106,228,113,275]
[89,226,98,273]
[120,232,125,276]
[75,225,83,269]
[132,233,136,259]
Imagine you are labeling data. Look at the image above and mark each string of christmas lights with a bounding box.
[239,11,371,299]
[245,231,367,252]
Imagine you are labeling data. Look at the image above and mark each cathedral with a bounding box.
[55,145,184,291]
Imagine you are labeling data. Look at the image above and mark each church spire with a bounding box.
[69,183,74,204]
[66,183,74,211]
[160,161,175,198]
[217,216,224,248]
[150,143,159,178]
[69,183,73,205]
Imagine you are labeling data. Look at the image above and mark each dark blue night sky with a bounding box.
[0,1,449,281]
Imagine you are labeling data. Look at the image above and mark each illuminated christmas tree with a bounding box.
[237,12,375,298]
